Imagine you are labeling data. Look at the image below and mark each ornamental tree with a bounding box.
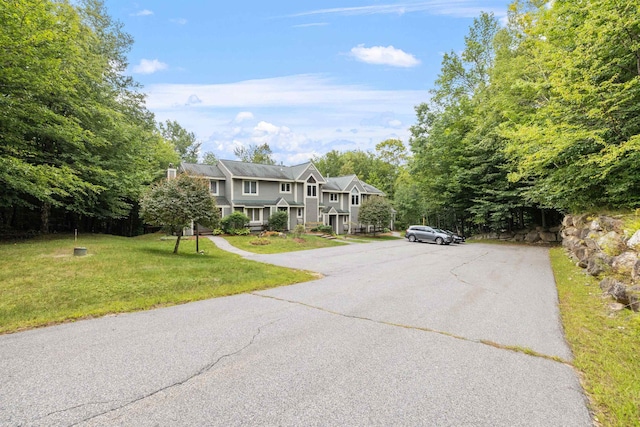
[358,196,393,232]
[140,174,218,254]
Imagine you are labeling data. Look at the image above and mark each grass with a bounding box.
[223,233,348,254]
[550,247,640,426]
[0,233,315,334]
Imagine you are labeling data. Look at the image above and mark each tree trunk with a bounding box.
[173,231,182,254]
[40,202,51,234]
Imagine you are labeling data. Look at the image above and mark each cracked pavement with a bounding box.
[0,239,592,426]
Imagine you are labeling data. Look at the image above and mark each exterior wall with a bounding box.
[305,198,318,223]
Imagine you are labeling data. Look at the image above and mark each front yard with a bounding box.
[0,234,315,334]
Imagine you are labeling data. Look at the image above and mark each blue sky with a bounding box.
[108,1,512,165]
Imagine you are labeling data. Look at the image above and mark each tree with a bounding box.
[202,151,218,165]
[234,143,275,165]
[159,120,201,163]
[358,196,393,232]
[0,0,176,234]
[140,174,218,254]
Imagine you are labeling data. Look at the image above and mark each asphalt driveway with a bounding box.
[0,239,592,426]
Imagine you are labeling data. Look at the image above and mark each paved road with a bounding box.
[0,239,592,426]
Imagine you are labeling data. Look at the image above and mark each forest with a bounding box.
[1,0,639,236]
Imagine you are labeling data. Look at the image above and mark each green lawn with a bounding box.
[0,234,315,334]
[551,247,640,426]
[223,234,348,254]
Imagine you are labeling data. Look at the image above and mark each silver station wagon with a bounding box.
[405,225,453,245]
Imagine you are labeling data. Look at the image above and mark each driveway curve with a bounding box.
[0,238,592,426]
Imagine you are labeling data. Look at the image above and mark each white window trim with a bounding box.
[306,184,317,198]
[351,189,360,206]
[209,180,219,196]
[297,208,303,218]
[329,193,338,202]
[242,180,259,196]
[245,208,262,223]
[280,182,292,194]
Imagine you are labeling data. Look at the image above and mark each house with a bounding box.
[168,160,385,235]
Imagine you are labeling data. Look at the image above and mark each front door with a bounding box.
[329,215,336,233]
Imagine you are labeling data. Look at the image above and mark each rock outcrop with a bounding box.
[562,214,640,311]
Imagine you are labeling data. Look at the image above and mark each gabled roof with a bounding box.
[218,159,314,181]
[323,175,358,192]
[180,162,225,178]
[362,182,384,195]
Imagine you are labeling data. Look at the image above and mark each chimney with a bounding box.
[167,163,177,180]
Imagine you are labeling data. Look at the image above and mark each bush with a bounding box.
[221,212,249,233]
[212,228,223,235]
[268,211,288,231]
[293,224,306,239]
[230,227,250,236]
[311,225,333,234]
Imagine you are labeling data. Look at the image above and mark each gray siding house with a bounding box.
[169,160,384,234]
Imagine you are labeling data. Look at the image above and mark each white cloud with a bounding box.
[292,22,329,28]
[350,45,420,68]
[145,74,429,164]
[233,112,254,123]
[171,18,188,25]
[132,59,168,74]
[289,1,507,19]
[131,9,153,16]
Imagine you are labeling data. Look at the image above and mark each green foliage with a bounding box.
[202,151,218,165]
[220,211,250,233]
[140,174,218,253]
[250,238,271,246]
[311,225,333,234]
[0,0,177,233]
[234,143,275,165]
[293,224,306,238]
[358,196,392,229]
[229,228,250,236]
[159,119,201,163]
[268,211,289,231]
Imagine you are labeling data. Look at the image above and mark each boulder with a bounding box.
[589,219,602,232]
[599,216,624,233]
[514,233,526,242]
[525,231,541,243]
[562,226,579,237]
[562,215,574,228]
[499,231,514,240]
[612,251,639,276]
[574,246,591,263]
[539,231,557,242]
[627,230,640,250]
[587,252,612,276]
[549,225,562,233]
[597,231,626,257]
[628,286,640,311]
[633,260,640,282]
[562,235,581,251]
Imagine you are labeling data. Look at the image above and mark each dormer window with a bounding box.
[306,176,317,197]
[351,188,360,206]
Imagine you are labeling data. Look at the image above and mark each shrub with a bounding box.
[212,228,223,235]
[268,211,288,231]
[230,227,250,236]
[293,224,306,239]
[312,225,333,234]
[250,238,271,246]
[221,212,249,233]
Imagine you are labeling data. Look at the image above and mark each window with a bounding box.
[246,208,261,222]
[329,193,338,202]
[306,176,317,198]
[280,182,291,193]
[297,208,303,218]
[209,180,218,195]
[243,180,258,195]
[351,189,360,206]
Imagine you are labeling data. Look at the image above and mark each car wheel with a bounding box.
[408,235,416,242]
[435,237,444,245]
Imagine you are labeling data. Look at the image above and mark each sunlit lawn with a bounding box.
[550,248,640,426]
[223,233,348,254]
[0,233,315,334]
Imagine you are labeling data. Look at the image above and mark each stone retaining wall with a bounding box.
[471,226,562,243]
[561,214,640,311]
